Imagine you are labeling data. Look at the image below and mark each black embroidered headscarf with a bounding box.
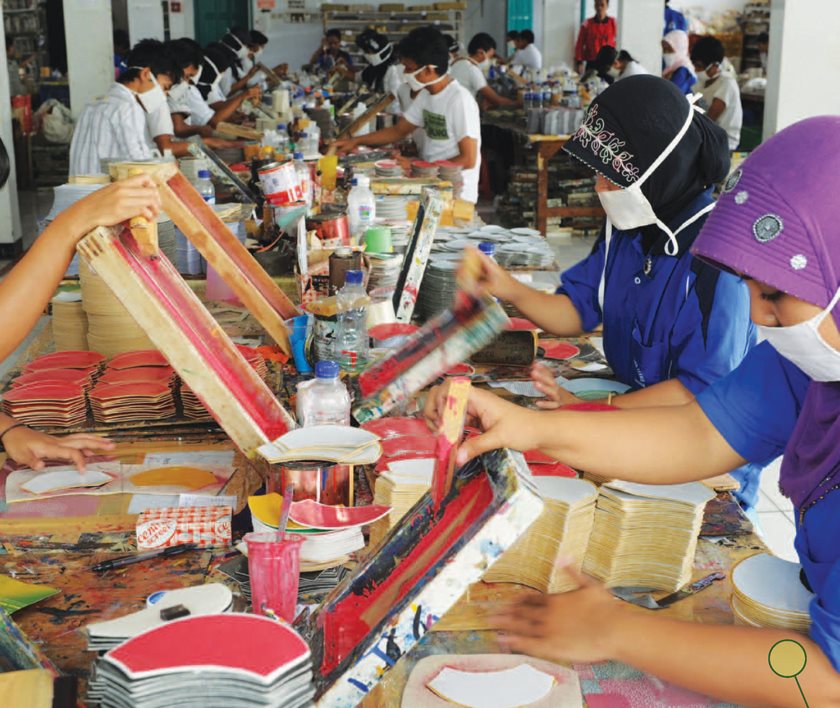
[564,75,730,225]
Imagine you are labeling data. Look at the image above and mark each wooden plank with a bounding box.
[431,378,470,510]
[153,165,298,354]
[76,226,295,458]
[335,92,395,140]
[215,122,263,141]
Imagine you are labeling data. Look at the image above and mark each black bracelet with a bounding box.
[0,422,26,441]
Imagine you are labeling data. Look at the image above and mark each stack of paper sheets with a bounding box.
[80,258,155,356]
[369,458,434,548]
[484,477,598,592]
[582,481,715,592]
[92,614,314,707]
[89,381,176,424]
[731,553,813,632]
[85,584,233,653]
[51,291,88,351]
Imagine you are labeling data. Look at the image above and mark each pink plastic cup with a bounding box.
[244,532,304,621]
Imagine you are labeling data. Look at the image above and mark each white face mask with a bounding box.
[595,96,713,309]
[608,66,621,79]
[191,64,203,84]
[507,41,516,52]
[695,63,718,84]
[663,53,677,69]
[477,56,491,72]
[255,48,264,60]
[404,65,445,92]
[129,68,167,114]
[757,288,840,382]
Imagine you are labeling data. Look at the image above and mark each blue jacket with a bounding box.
[669,66,696,95]
[665,6,689,34]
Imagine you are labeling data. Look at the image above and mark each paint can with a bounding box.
[258,161,303,206]
[329,247,362,294]
[306,210,350,248]
[266,460,352,506]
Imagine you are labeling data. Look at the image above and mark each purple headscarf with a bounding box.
[692,116,840,509]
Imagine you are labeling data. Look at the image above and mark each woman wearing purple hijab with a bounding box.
[424,117,840,703]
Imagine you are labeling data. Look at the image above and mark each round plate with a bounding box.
[540,341,580,360]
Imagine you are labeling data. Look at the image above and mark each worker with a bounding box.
[664,0,688,34]
[217,27,254,97]
[575,0,617,75]
[333,26,481,204]
[611,49,650,81]
[356,29,403,98]
[438,76,762,508]
[510,29,542,73]
[427,117,840,708]
[0,146,160,470]
[69,39,179,176]
[309,28,354,79]
[450,33,519,107]
[583,45,618,86]
[691,36,743,151]
[662,29,696,95]
[196,41,261,117]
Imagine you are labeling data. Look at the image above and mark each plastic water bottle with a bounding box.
[334,270,368,372]
[295,360,351,426]
[542,85,552,109]
[294,152,312,208]
[347,175,376,243]
[478,242,496,260]
[196,170,215,204]
[276,123,290,155]
[308,124,321,154]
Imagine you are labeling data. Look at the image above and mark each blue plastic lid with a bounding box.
[300,132,308,137]
[198,169,211,179]
[293,152,304,160]
[315,360,339,379]
[344,270,363,285]
[479,241,496,256]
[277,123,286,130]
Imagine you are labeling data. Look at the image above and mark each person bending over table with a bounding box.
[450,33,520,108]
[424,116,840,707]
[457,76,762,508]
[0,147,160,470]
[332,26,481,204]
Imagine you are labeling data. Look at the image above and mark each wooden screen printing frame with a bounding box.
[151,164,299,354]
[391,188,444,323]
[77,226,295,457]
[296,448,543,707]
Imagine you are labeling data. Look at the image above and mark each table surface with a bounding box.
[1,320,762,706]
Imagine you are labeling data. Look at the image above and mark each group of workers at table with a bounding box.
[6,15,839,706]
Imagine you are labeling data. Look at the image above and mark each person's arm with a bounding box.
[229,65,260,94]
[208,86,261,127]
[172,113,214,139]
[497,564,840,708]
[424,385,746,483]
[707,96,727,122]
[477,85,519,107]
[445,135,478,170]
[332,117,417,153]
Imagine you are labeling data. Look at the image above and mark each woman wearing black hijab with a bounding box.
[465,76,762,509]
[0,140,161,471]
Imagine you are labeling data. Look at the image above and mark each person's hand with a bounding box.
[205,137,244,149]
[457,247,520,301]
[3,426,116,472]
[531,362,579,409]
[424,385,543,465]
[198,124,215,139]
[331,137,358,155]
[62,174,160,239]
[395,154,413,172]
[495,560,622,664]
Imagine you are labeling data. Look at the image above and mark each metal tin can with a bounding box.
[258,161,303,206]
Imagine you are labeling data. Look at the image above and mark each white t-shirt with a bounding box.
[512,44,542,71]
[206,82,226,105]
[450,58,488,99]
[383,63,404,114]
[146,103,174,139]
[618,60,649,80]
[218,67,234,97]
[695,72,743,150]
[183,84,214,126]
[404,80,481,203]
[396,83,425,151]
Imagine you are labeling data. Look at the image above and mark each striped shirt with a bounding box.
[69,83,152,176]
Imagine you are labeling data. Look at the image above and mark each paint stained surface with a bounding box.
[129,466,218,490]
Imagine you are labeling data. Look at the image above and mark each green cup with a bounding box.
[364,226,393,254]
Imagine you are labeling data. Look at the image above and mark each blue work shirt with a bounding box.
[665,6,689,34]
[669,66,696,96]
[559,189,760,506]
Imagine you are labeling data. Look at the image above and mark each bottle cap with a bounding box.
[277,123,286,130]
[198,169,211,179]
[294,152,304,160]
[478,241,496,256]
[315,360,339,379]
[344,270,363,285]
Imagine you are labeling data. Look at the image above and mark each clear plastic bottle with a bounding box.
[308,124,321,154]
[334,270,369,372]
[347,175,376,243]
[295,360,351,426]
[276,123,290,155]
[294,152,312,208]
[196,170,215,204]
